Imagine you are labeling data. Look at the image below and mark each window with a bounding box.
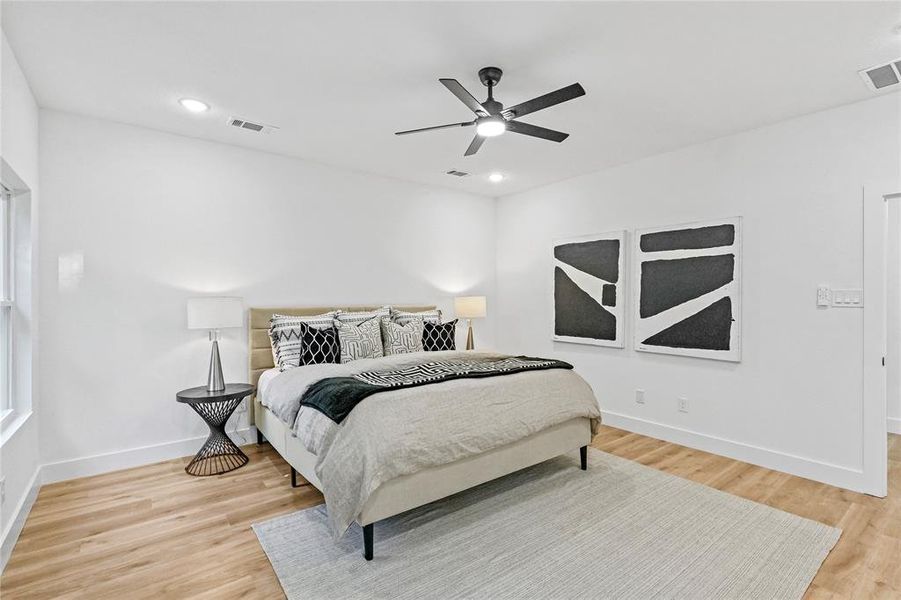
[1,186,12,421]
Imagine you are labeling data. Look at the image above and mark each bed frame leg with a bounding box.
[257,429,265,445]
[580,446,587,470]
[291,467,300,488]
[363,523,373,561]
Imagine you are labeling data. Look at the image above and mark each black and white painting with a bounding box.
[553,231,626,348]
[634,218,741,361]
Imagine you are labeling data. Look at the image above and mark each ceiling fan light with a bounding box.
[476,117,506,137]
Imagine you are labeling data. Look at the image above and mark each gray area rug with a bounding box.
[253,448,840,599]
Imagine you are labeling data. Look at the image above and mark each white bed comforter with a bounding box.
[261,351,601,535]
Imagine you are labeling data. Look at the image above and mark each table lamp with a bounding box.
[454,295,487,351]
[187,297,243,392]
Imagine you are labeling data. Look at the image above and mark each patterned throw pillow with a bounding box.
[380,316,425,355]
[298,322,341,366]
[335,306,392,326]
[423,319,457,351]
[391,308,441,326]
[269,312,337,370]
[335,317,384,363]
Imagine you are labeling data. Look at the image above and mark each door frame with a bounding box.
[862,183,900,497]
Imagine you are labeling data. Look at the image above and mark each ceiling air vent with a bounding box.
[446,169,470,177]
[227,117,279,134]
[859,58,901,92]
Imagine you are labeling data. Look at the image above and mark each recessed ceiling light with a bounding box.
[179,98,209,113]
[488,172,504,183]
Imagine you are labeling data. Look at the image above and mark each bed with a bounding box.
[248,305,599,560]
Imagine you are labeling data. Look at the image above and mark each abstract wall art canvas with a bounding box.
[553,231,626,348]
[633,217,741,361]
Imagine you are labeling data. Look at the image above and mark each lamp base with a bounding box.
[466,319,475,351]
[207,338,225,392]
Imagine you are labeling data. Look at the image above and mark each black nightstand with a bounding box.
[176,383,255,476]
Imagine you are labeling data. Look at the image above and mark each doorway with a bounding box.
[862,185,900,497]
[886,193,901,499]
[888,197,901,439]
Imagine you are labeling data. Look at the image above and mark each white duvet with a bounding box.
[260,351,601,535]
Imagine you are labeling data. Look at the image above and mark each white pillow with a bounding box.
[269,312,337,371]
[392,308,441,325]
[335,306,392,326]
[380,316,425,355]
[335,317,384,363]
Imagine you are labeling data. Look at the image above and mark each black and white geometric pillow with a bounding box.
[269,312,337,371]
[423,319,457,351]
[335,306,391,326]
[335,317,384,363]
[298,322,341,366]
[380,316,425,355]
[391,308,441,326]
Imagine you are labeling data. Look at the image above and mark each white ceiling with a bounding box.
[3,1,900,197]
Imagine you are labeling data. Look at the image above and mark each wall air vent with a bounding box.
[446,169,470,177]
[859,58,901,92]
[227,117,279,134]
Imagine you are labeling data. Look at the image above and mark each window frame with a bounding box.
[1,185,14,428]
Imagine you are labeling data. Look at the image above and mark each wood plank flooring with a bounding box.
[2,427,899,599]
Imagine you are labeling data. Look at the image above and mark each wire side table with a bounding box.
[176,383,255,476]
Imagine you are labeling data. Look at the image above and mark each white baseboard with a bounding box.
[602,411,872,494]
[1,467,41,573]
[889,417,901,435]
[41,427,255,485]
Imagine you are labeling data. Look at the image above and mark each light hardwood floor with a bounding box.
[2,427,899,599]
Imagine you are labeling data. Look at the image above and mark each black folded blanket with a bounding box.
[300,355,573,423]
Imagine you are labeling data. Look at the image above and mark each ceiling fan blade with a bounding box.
[464,134,485,156]
[440,79,489,116]
[502,83,585,120]
[506,120,569,142]
[395,121,474,136]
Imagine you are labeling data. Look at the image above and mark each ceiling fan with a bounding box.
[395,67,586,157]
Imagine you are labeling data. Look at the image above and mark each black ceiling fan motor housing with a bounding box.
[478,66,503,87]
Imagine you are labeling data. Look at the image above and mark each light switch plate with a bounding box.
[832,288,863,307]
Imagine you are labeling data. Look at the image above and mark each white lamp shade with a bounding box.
[187,297,243,330]
[454,296,487,319]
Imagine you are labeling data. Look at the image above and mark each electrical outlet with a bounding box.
[678,397,689,413]
[635,389,645,404]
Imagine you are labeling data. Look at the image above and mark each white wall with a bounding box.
[38,110,496,476]
[888,199,901,434]
[0,31,40,567]
[496,94,900,490]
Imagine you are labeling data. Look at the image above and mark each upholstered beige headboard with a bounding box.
[248,305,437,390]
